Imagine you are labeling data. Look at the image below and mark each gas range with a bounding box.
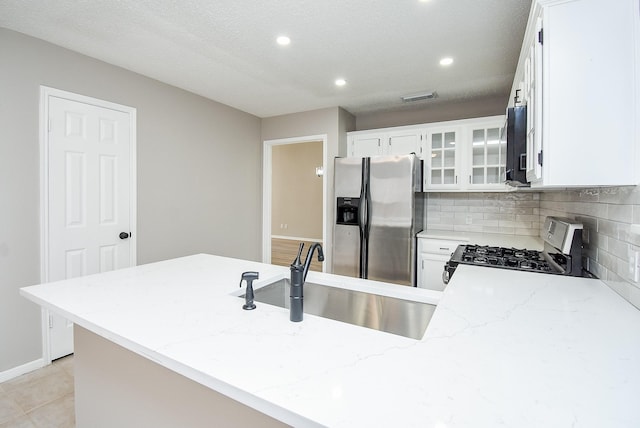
[453,245,555,272]
[443,217,584,285]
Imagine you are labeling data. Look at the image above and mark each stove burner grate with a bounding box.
[454,245,557,273]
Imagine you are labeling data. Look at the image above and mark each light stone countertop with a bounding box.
[417,229,544,249]
[20,254,640,427]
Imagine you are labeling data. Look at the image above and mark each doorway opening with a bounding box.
[262,135,327,271]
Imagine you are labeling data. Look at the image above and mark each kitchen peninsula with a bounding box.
[21,254,640,427]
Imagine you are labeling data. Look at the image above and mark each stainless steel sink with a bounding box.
[244,279,436,340]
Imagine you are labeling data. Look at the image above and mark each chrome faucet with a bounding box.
[290,242,324,322]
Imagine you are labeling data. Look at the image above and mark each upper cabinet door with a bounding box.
[425,127,460,190]
[348,134,384,157]
[541,0,638,186]
[468,122,508,190]
[387,131,424,158]
[522,15,543,184]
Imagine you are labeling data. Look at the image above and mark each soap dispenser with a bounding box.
[239,271,259,310]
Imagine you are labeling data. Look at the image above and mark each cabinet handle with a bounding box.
[469,175,471,184]
[439,247,450,251]
[455,175,458,184]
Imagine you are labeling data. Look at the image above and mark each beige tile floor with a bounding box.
[0,355,75,428]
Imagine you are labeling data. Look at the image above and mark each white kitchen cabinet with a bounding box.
[424,117,507,191]
[509,0,640,187]
[425,126,460,190]
[522,16,543,183]
[347,130,424,158]
[348,116,507,192]
[387,130,424,156]
[467,120,507,189]
[417,238,464,291]
[348,133,384,157]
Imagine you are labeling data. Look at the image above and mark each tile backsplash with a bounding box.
[424,187,640,309]
[425,192,540,236]
[539,186,640,309]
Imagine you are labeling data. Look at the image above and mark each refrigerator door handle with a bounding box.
[358,158,371,279]
[363,177,372,278]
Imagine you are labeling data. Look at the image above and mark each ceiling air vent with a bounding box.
[401,91,438,103]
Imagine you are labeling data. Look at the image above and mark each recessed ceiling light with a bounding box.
[440,57,454,66]
[276,36,291,46]
[335,78,347,87]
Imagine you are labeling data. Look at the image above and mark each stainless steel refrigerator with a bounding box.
[332,154,423,286]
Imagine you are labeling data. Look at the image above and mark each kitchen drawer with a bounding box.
[420,239,463,256]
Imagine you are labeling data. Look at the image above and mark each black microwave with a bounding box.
[502,106,529,187]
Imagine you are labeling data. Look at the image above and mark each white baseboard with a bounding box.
[0,358,46,383]
[271,235,323,242]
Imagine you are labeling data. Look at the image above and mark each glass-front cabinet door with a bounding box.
[470,126,506,187]
[426,128,459,189]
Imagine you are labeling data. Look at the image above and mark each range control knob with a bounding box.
[442,265,451,285]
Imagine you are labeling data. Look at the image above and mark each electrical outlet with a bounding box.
[465,214,473,225]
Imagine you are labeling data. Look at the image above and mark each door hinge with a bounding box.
[538,28,543,44]
[538,150,543,166]
[48,314,53,329]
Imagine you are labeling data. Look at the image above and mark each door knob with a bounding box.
[119,232,130,240]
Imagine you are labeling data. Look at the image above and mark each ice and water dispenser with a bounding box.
[336,197,360,226]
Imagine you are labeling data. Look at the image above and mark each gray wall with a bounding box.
[355,95,506,131]
[271,142,323,239]
[0,28,262,372]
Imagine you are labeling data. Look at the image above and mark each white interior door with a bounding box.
[44,90,135,360]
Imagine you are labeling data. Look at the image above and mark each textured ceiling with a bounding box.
[0,0,532,118]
